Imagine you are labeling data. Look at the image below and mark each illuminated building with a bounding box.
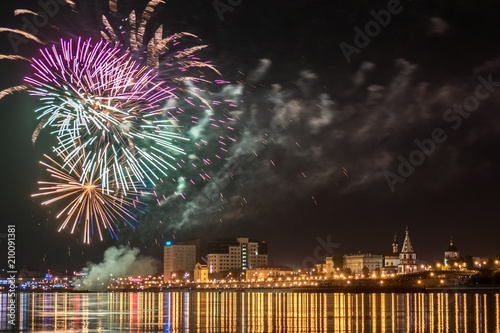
[194,263,209,282]
[315,256,336,275]
[245,264,294,280]
[472,257,489,268]
[444,236,459,266]
[397,226,418,274]
[343,253,384,275]
[324,256,335,274]
[382,234,400,275]
[207,237,268,273]
[163,242,196,282]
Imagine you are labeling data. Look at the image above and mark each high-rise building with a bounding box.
[207,237,268,273]
[163,242,196,282]
[184,238,202,264]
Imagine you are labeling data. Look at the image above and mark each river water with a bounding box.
[1,291,499,332]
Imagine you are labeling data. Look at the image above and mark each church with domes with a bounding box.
[444,236,459,266]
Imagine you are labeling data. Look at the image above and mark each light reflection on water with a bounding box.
[0,291,499,332]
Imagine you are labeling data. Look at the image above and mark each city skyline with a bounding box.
[8,227,497,277]
[165,228,495,269]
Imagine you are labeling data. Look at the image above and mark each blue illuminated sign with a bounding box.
[166,241,171,246]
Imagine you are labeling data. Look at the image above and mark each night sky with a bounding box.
[1,0,500,274]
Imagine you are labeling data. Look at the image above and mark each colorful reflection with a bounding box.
[0,292,499,332]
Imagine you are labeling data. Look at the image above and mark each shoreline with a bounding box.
[8,285,500,294]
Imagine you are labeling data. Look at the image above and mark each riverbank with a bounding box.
[10,284,500,294]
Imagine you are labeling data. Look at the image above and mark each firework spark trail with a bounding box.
[14,9,39,17]
[98,0,220,85]
[32,118,47,144]
[32,142,146,244]
[137,0,164,48]
[0,28,44,44]
[0,85,29,100]
[109,0,118,15]
[0,55,30,62]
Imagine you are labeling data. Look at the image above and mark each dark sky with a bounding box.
[1,0,500,273]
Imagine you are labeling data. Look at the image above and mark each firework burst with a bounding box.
[32,142,147,244]
[25,37,189,190]
[25,37,177,143]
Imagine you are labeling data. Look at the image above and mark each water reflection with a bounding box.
[0,291,499,332]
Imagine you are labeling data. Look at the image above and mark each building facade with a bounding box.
[343,254,384,275]
[472,257,490,268]
[185,239,202,264]
[444,236,459,266]
[194,263,209,283]
[245,264,294,280]
[382,234,400,275]
[315,256,336,275]
[397,227,418,274]
[207,237,268,273]
[163,243,197,282]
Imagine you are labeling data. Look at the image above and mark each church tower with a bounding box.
[392,233,398,254]
[383,233,400,272]
[398,226,418,274]
[444,236,459,266]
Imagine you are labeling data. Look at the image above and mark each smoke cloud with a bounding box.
[74,246,158,291]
